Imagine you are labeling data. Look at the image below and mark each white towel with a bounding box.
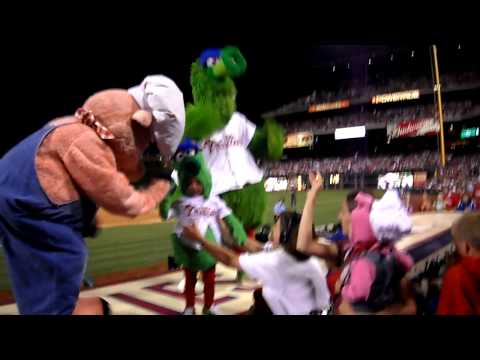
[370,190,412,242]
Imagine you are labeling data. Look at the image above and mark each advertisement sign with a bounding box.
[308,100,350,113]
[264,177,289,192]
[460,127,479,139]
[378,172,413,190]
[284,132,314,148]
[372,90,420,104]
[335,126,366,140]
[387,118,439,139]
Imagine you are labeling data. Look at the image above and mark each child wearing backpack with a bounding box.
[297,172,416,315]
[337,190,415,314]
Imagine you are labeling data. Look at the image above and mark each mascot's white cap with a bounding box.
[129,75,185,160]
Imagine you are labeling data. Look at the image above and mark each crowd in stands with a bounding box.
[266,72,480,117]
[427,154,480,192]
[263,151,442,177]
[281,100,478,135]
[263,152,480,200]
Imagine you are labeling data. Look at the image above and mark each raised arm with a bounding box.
[297,172,338,259]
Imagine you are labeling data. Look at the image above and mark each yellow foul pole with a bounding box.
[432,45,446,167]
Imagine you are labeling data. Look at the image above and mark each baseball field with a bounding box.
[0,190,382,293]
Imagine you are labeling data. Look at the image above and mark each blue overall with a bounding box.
[0,123,97,314]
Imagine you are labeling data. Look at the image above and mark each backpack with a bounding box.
[340,247,404,313]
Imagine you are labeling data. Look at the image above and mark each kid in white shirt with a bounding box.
[168,140,248,315]
[183,211,330,315]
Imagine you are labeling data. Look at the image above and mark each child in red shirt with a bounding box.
[445,189,461,210]
[437,213,480,315]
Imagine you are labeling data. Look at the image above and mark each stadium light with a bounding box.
[332,65,336,72]
[458,44,461,50]
[368,58,372,65]
[411,50,415,58]
[335,126,366,140]
[347,63,350,69]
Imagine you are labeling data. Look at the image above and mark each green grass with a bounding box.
[0,189,381,291]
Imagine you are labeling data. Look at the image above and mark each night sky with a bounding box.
[3,29,320,155]
[1,13,473,156]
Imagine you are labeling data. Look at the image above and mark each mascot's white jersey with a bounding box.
[200,112,264,196]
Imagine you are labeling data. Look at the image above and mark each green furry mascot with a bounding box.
[167,139,247,314]
[161,46,284,241]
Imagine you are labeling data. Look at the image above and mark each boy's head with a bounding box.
[337,190,359,236]
[186,177,204,197]
[271,211,310,261]
[452,213,480,257]
[175,139,212,199]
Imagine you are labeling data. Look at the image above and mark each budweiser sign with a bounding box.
[387,118,439,139]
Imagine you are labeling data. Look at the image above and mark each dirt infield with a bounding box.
[96,208,168,228]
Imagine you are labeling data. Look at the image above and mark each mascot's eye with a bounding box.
[206,57,218,67]
[175,152,185,162]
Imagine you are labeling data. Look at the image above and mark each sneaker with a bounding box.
[177,278,186,292]
[177,278,204,294]
[202,305,221,315]
[195,281,204,293]
[183,307,196,315]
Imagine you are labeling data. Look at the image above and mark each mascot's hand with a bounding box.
[159,196,173,220]
[146,163,174,182]
[264,118,284,160]
[83,218,100,238]
[221,215,247,247]
[134,158,173,189]
[248,118,284,161]
[159,197,172,220]
[184,103,224,141]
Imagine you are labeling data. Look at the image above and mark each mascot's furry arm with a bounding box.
[184,103,224,141]
[221,214,248,246]
[248,118,284,161]
[159,183,181,220]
